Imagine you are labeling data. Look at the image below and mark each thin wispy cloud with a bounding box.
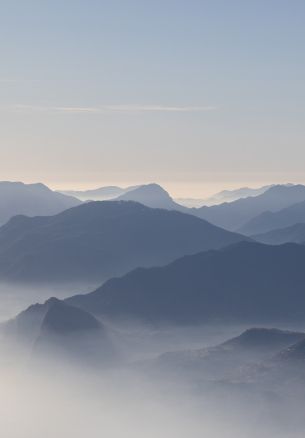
[7,104,217,114]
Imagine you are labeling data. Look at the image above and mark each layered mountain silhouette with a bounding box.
[0,181,80,225]
[40,298,101,333]
[240,199,305,236]
[62,182,274,209]
[200,185,273,206]
[61,185,138,201]
[60,183,305,234]
[62,182,192,210]
[4,297,59,342]
[4,297,115,365]
[4,297,100,339]
[68,241,305,324]
[253,223,305,245]
[115,183,187,211]
[33,299,115,365]
[0,200,246,284]
[194,184,305,231]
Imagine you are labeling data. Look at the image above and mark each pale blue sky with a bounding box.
[0,0,304,196]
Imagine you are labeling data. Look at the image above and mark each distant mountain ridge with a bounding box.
[0,200,247,285]
[61,185,139,201]
[68,241,305,324]
[62,183,188,211]
[0,181,80,225]
[253,223,305,245]
[200,185,273,206]
[61,183,274,207]
[60,182,305,233]
[115,183,187,211]
[195,184,305,230]
[240,199,305,236]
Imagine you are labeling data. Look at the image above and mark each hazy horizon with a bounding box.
[2,177,305,199]
[1,1,305,196]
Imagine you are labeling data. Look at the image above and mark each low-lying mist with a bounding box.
[1,321,305,438]
[0,358,302,438]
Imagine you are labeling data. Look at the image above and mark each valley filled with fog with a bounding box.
[2,319,305,438]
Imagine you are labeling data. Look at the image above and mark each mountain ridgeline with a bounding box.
[60,182,305,236]
[5,297,115,366]
[194,184,305,231]
[241,199,305,236]
[115,183,187,211]
[68,241,305,324]
[0,200,247,284]
[253,222,305,245]
[60,185,139,201]
[0,181,80,225]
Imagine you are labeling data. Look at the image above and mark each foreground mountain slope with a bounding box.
[0,181,80,225]
[0,200,247,284]
[240,199,305,236]
[194,184,305,231]
[68,242,305,324]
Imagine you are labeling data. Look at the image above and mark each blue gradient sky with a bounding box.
[0,0,304,196]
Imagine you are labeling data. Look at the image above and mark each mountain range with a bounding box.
[200,184,273,206]
[61,185,139,201]
[240,199,305,236]
[194,184,305,231]
[0,181,80,225]
[68,241,305,324]
[115,183,187,210]
[61,182,305,236]
[0,200,246,284]
[61,183,274,207]
[253,223,305,245]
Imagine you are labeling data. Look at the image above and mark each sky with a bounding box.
[0,0,304,197]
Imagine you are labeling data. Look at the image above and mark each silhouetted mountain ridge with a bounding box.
[195,184,305,230]
[68,241,305,324]
[0,200,247,284]
[253,222,305,245]
[61,185,138,201]
[41,298,101,334]
[0,181,80,225]
[240,199,305,236]
[115,183,187,211]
